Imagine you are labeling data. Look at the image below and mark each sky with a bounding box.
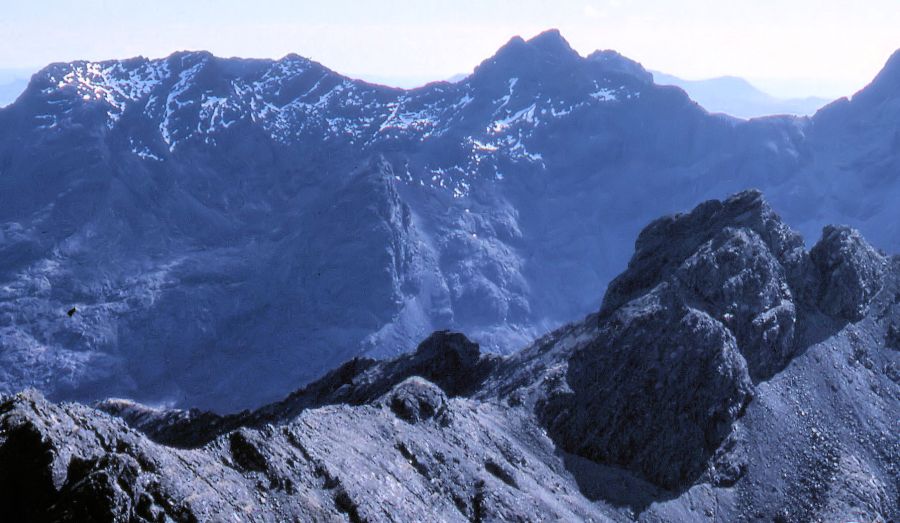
[1,0,898,99]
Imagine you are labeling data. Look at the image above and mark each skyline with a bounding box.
[1,1,899,99]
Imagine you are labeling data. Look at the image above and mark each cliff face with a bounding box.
[2,191,897,522]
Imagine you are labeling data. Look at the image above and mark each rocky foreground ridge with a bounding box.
[1,191,897,522]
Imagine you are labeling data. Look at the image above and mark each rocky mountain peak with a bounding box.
[167,49,214,64]
[383,377,450,424]
[523,29,578,57]
[472,28,582,82]
[534,192,898,496]
[601,189,807,316]
[539,192,809,490]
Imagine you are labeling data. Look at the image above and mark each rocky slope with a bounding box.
[1,30,899,410]
[2,191,896,522]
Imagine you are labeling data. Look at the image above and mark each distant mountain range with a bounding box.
[0,29,898,411]
[0,64,836,118]
[651,71,831,118]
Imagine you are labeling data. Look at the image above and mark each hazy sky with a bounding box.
[2,0,898,98]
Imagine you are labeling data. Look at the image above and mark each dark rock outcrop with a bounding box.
[677,227,798,378]
[542,289,755,490]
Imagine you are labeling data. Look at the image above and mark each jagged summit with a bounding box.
[471,29,583,82]
[523,28,578,56]
[601,189,807,316]
[489,29,579,60]
[504,191,897,506]
[871,47,900,87]
[167,49,215,61]
[600,191,887,372]
[472,29,655,86]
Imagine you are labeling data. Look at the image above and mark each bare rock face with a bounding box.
[0,391,188,522]
[0,415,60,522]
[47,453,146,522]
[675,226,798,379]
[810,225,887,321]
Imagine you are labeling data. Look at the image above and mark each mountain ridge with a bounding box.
[1,30,899,410]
